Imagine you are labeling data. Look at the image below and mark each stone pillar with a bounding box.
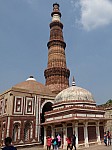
[18,126,21,140]
[75,122,78,148]
[44,126,47,148]
[38,97,41,142]
[6,117,10,137]
[96,121,101,144]
[63,124,67,149]
[51,125,55,139]
[35,95,38,138]
[73,122,75,134]
[84,122,89,147]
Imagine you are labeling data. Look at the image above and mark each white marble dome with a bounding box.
[55,85,95,103]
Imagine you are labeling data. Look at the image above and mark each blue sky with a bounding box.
[0,0,112,104]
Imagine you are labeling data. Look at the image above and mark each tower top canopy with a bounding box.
[51,3,61,21]
[53,3,60,8]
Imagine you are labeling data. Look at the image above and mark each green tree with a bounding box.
[106,99,112,104]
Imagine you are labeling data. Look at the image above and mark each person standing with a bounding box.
[66,136,72,150]
[104,132,107,146]
[52,136,58,150]
[72,134,76,150]
[107,131,111,146]
[57,134,61,148]
[2,137,17,150]
[46,136,52,150]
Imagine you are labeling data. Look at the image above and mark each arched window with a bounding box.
[24,121,33,141]
[12,123,20,142]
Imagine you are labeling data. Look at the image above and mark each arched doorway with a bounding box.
[41,102,53,144]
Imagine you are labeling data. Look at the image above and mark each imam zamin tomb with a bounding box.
[0,3,111,149]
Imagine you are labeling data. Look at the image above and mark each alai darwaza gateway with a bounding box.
[42,3,107,149]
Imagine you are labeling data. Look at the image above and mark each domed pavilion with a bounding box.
[43,78,107,148]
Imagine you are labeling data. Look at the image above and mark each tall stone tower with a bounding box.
[44,3,70,94]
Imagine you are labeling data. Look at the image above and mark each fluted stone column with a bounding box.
[96,121,101,144]
[73,122,75,134]
[44,126,47,148]
[6,117,10,137]
[84,122,89,147]
[51,125,55,139]
[63,124,67,149]
[75,123,78,148]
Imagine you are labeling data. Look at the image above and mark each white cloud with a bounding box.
[71,0,112,31]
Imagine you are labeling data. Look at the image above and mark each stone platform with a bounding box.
[18,144,112,150]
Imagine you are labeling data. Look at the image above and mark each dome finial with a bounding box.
[26,75,36,81]
[72,76,76,86]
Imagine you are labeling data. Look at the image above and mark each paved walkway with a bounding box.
[18,144,112,150]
